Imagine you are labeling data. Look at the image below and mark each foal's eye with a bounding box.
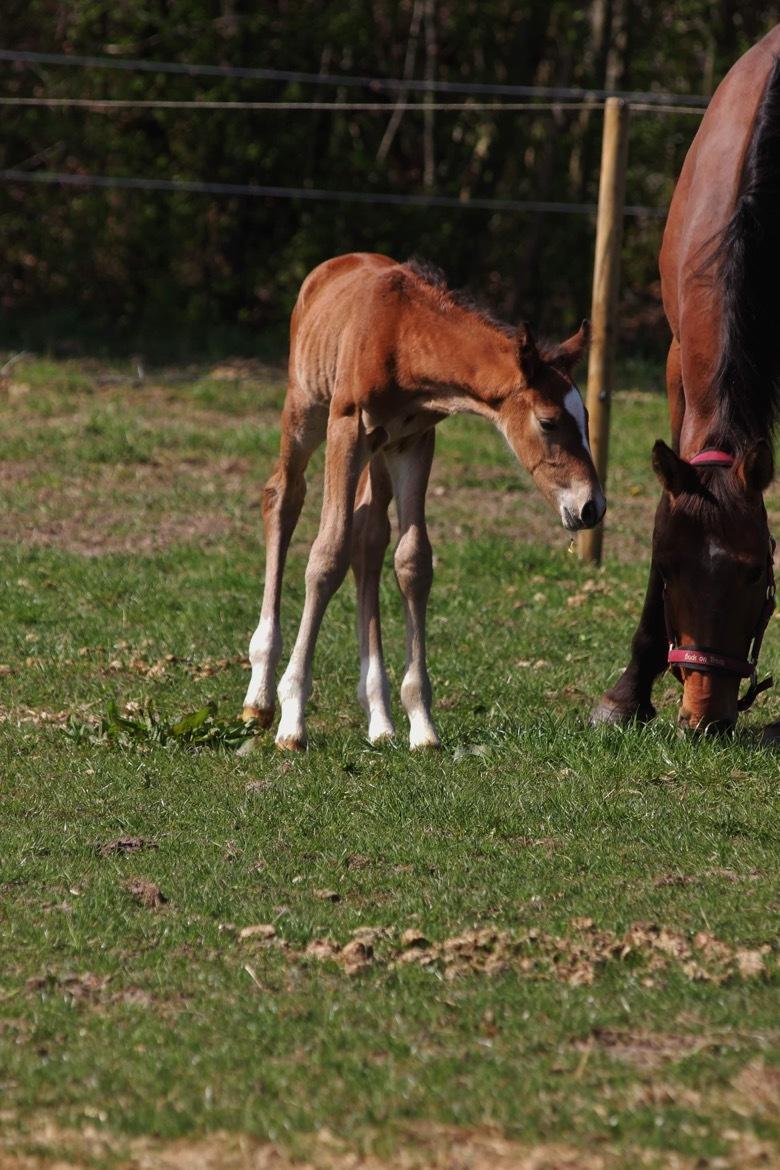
[538,417,558,433]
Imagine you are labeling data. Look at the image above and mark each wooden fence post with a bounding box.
[578,96,630,564]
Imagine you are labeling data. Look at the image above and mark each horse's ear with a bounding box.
[516,321,539,382]
[547,319,591,374]
[652,440,698,497]
[736,440,774,494]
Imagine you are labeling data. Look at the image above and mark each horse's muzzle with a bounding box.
[677,710,737,736]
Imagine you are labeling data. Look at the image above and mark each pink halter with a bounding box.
[688,449,735,467]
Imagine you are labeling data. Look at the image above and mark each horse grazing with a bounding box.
[593,27,780,735]
[243,253,605,750]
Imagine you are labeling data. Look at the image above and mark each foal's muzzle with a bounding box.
[561,495,606,531]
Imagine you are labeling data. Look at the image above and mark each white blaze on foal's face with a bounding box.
[563,382,590,454]
[552,381,601,528]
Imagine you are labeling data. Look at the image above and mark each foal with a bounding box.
[243,253,605,750]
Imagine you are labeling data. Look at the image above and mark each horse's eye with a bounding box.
[538,417,558,433]
[746,564,764,585]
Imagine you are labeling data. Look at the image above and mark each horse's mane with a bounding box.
[404,257,517,340]
[709,53,780,448]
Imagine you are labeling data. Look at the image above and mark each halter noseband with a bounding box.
[664,449,776,712]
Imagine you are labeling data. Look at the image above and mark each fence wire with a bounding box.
[0,47,710,108]
[0,168,668,218]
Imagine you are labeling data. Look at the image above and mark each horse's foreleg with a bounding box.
[593,345,682,729]
[352,457,395,743]
[386,430,440,750]
[591,554,667,725]
[276,409,368,750]
[243,397,325,729]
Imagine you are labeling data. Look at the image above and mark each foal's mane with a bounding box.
[708,53,780,448]
[405,257,517,340]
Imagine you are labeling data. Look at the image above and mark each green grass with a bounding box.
[0,356,778,1169]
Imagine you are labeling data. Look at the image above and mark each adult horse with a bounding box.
[593,27,780,733]
[242,254,605,750]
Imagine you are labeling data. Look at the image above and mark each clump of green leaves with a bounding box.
[64,700,258,751]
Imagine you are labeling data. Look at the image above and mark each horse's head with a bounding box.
[499,320,606,530]
[652,439,775,732]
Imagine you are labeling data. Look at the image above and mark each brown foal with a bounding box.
[243,253,604,750]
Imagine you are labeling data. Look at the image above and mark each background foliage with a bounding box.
[2,1,779,356]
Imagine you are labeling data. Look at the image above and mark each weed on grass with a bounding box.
[63,698,258,751]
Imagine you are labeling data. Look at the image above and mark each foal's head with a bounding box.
[652,440,775,732]
[499,321,606,531]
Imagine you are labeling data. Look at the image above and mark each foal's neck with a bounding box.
[404,310,519,419]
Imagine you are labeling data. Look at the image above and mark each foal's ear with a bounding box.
[652,440,698,497]
[736,440,774,494]
[516,321,539,382]
[547,319,591,374]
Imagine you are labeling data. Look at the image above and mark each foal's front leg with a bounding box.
[385,430,440,750]
[275,410,368,750]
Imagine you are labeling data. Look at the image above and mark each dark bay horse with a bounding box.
[242,254,605,750]
[593,27,780,734]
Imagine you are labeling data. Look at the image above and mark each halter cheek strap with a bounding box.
[664,449,776,712]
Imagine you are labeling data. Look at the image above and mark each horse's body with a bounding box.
[594,28,780,732]
[243,253,605,749]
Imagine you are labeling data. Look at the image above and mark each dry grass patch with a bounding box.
[232,919,776,987]
[3,1122,779,1170]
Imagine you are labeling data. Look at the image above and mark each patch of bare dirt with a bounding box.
[98,837,157,858]
[25,971,109,1003]
[0,457,254,555]
[730,1059,780,1120]
[0,507,235,557]
[0,460,35,485]
[626,1080,704,1110]
[15,647,249,684]
[0,705,75,727]
[581,1028,713,1072]
[122,878,168,909]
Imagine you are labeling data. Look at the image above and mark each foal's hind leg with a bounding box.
[243,395,327,728]
[385,429,440,750]
[276,408,369,750]
[351,456,395,743]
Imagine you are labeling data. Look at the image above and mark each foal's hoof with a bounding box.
[590,697,656,727]
[409,733,442,751]
[275,734,307,752]
[242,705,275,729]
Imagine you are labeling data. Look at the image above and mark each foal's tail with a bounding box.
[712,53,780,445]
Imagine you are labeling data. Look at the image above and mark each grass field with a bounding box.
[1,355,778,1170]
